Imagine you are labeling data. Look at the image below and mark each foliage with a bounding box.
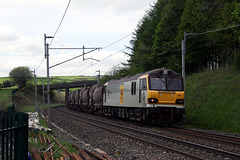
[176,0,239,73]
[2,80,13,88]
[152,0,186,73]
[50,90,56,100]
[26,81,35,91]
[124,0,240,76]
[127,0,169,74]
[0,87,17,110]
[9,66,33,88]
[100,65,129,84]
[233,51,240,70]
[185,67,240,133]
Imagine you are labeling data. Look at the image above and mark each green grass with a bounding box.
[0,86,17,110]
[184,67,240,133]
[0,77,10,83]
[0,75,96,86]
[19,103,62,112]
[35,76,96,85]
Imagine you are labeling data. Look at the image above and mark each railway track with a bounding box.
[163,127,240,148]
[53,106,240,160]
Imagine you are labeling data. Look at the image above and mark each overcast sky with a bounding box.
[0,0,156,77]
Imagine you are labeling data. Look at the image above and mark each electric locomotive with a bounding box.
[68,68,185,125]
[102,68,185,124]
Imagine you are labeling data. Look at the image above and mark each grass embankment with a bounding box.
[0,75,95,111]
[0,86,17,109]
[185,67,240,133]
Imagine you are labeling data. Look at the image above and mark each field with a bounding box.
[36,75,96,85]
[0,76,95,111]
[0,77,10,83]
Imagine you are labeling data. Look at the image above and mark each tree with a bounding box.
[232,0,240,70]
[128,0,168,74]
[177,0,239,73]
[126,0,240,75]
[9,66,33,88]
[152,0,186,73]
[100,65,129,84]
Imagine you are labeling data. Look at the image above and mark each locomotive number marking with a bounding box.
[120,85,124,104]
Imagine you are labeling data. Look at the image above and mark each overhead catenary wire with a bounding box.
[49,0,72,47]
[187,24,240,39]
[34,0,72,74]
[90,33,132,58]
[68,61,87,75]
[73,48,128,76]
[35,57,45,72]
[68,33,132,75]
[102,33,132,49]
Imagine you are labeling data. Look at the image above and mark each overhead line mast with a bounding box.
[44,33,101,126]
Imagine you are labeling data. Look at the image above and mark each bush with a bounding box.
[26,81,35,91]
[9,66,32,88]
[2,80,13,88]
[50,90,56,100]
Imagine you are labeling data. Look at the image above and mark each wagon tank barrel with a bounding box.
[37,80,97,104]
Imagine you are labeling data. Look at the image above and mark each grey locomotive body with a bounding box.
[68,69,185,125]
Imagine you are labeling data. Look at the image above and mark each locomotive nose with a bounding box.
[158,91,176,104]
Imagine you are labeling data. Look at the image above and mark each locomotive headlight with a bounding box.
[148,98,158,103]
[176,99,184,104]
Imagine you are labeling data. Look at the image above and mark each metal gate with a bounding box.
[0,105,28,160]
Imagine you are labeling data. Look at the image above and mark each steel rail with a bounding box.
[54,107,202,160]
[55,107,240,159]
[56,107,240,159]
[163,127,240,147]
[171,127,240,143]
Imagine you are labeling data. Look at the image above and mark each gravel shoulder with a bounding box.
[50,108,189,160]
[50,107,240,160]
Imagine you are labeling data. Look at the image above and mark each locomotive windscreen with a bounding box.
[149,77,183,91]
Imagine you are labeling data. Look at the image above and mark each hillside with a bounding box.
[185,67,240,133]
[0,75,95,111]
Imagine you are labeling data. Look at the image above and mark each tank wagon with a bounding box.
[68,69,185,125]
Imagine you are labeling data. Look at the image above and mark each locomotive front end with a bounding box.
[145,69,185,125]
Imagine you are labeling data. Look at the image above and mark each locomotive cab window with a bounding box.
[149,77,183,91]
[140,78,147,90]
[131,82,136,95]
[103,86,106,102]
[150,77,166,90]
[167,78,183,91]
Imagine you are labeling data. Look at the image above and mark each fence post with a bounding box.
[1,105,28,160]
[5,111,9,159]
[14,112,28,160]
[8,106,14,160]
[1,111,5,159]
